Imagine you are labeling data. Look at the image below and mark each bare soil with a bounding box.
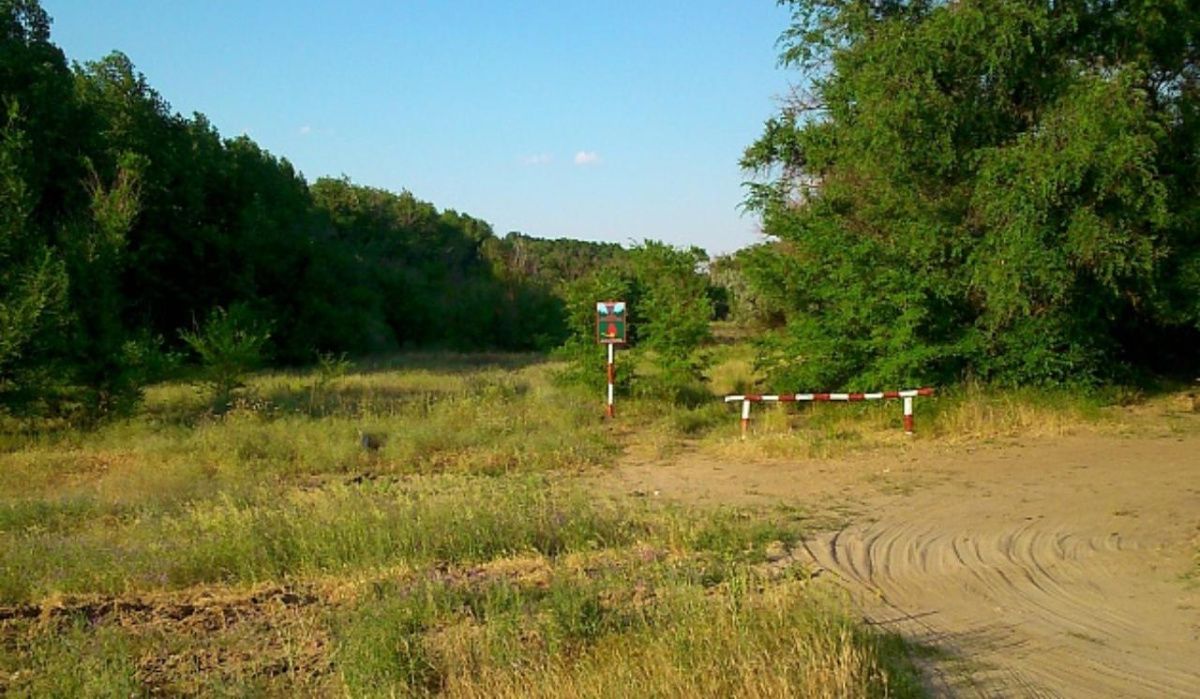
[611,430,1200,698]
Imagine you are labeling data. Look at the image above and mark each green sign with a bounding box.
[596,301,627,344]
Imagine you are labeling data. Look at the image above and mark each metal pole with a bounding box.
[741,399,751,439]
[903,396,914,435]
[606,343,615,418]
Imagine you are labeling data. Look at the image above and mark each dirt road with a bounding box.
[613,432,1200,697]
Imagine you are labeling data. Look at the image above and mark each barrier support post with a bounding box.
[606,343,615,418]
[903,396,914,435]
[741,399,751,439]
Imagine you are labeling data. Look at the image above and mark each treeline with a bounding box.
[738,0,1200,389]
[0,1,657,418]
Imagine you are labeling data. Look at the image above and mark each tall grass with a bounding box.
[19,349,1188,695]
[0,463,921,697]
[677,369,1199,461]
[338,576,921,698]
[0,476,640,603]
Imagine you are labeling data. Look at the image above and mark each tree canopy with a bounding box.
[0,0,661,418]
[743,0,1200,388]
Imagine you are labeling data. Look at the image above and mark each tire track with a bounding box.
[611,432,1200,696]
[802,517,1200,697]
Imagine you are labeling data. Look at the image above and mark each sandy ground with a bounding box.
[610,430,1200,698]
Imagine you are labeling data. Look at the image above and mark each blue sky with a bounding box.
[43,1,795,255]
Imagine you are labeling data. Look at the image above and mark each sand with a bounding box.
[612,432,1200,697]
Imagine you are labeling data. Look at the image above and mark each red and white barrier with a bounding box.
[725,388,935,438]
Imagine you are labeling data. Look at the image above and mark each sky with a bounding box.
[42,1,796,255]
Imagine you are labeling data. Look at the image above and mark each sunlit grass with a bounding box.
[688,359,1200,460]
[8,346,1191,695]
[0,351,926,696]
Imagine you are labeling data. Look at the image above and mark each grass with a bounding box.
[3,347,1194,695]
[337,576,916,698]
[0,351,928,697]
[691,374,1200,461]
[0,484,922,696]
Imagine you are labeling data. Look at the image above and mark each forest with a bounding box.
[4,0,1200,425]
[0,0,717,420]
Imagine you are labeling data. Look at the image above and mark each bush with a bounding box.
[179,304,272,408]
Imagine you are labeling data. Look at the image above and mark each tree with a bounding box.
[743,0,1200,388]
[58,152,144,415]
[0,101,68,408]
[628,241,714,399]
[0,0,643,421]
[556,241,714,400]
[179,304,272,409]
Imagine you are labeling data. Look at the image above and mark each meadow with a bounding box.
[0,352,924,697]
[1,350,1194,696]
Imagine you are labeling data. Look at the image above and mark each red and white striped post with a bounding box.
[596,300,627,419]
[606,343,615,418]
[725,388,934,437]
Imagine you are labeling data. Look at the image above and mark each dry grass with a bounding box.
[692,371,1200,462]
[438,583,899,699]
[7,346,1184,695]
[0,351,924,697]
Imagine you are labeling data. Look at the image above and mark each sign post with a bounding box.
[596,301,627,418]
[607,343,615,417]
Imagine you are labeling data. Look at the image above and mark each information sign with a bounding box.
[595,301,627,344]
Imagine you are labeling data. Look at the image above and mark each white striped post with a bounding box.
[606,343,615,418]
[724,388,935,436]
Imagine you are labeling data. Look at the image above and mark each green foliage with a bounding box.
[484,231,628,288]
[743,0,1200,388]
[309,176,558,353]
[630,242,712,356]
[59,153,146,417]
[0,98,148,418]
[556,270,637,388]
[708,247,789,329]
[2,0,638,420]
[556,241,714,400]
[0,100,69,411]
[179,304,272,407]
[629,241,714,400]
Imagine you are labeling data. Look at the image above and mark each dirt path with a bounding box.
[611,432,1200,697]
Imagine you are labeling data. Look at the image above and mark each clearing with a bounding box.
[612,431,1200,697]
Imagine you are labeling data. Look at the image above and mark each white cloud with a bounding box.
[521,153,553,166]
[573,151,600,166]
[298,125,313,136]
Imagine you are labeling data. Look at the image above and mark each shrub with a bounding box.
[179,304,272,408]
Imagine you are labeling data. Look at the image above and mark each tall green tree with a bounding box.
[744,0,1200,388]
[58,153,143,414]
[0,102,68,407]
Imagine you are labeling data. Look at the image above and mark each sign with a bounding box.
[595,301,627,344]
